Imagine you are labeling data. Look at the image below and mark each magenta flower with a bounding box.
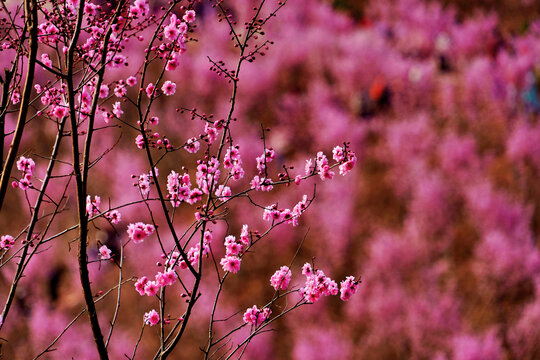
[0,235,15,250]
[143,309,160,326]
[99,245,112,260]
[270,266,292,291]
[161,80,176,96]
[220,255,241,273]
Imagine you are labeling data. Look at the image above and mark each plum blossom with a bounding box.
[300,263,338,303]
[105,210,121,225]
[126,76,137,86]
[135,134,145,149]
[126,222,155,244]
[220,255,241,273]
[215,185,231,200]
[161,80,176,96]
[98,84,109,98]
[243,305,271,327]
[185,137,200,153]
[99,245,112,260]
[339,276,359,301]
[41,53,52,67]
[144,309,160,326]
[112,101,123,118]
[270,266,292,291]
[145,83,155,98]
[86,195,100,216]
[183,10,196,23]
[0,235,15,250]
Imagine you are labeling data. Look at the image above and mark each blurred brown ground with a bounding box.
[333,0,540,33]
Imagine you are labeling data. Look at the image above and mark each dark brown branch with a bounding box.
[0,116,67,330]
[0,0,38,210]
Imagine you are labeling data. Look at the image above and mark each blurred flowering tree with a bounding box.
[2,0,540,358]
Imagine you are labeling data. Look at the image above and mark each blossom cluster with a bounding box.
[86,195,100,217]
[224,145,245,180]
[126,222,155,244]
[299,263,339,303]
[262,195,309,226]
[134,269,177,297]
[12,156,35,190]
[243,305,272,327]
[220,226,250,274]
[270,266,292,291]
[339,276,360,301]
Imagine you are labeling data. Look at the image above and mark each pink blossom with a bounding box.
[187,188,203,204]
[256,147,276,174]
[137,173,151,197]
[17,156,35,175]
[205,123,218,144]
[215,185,231,200]
[270,266,292,291]
[243,305,271,327]
[134,276,148,296]
[86,195,100,216]
[18,178,30,190]
[161,80,176,96]
[144,281,159,296]
[183,10,196,23]
[83,2,97,16]
[99,245,112,260]
[250,175,262,191]
[339,151,357,176]
[130,0,149,17]
[112,101,123,118]
[164,252,180,270]
[0,235,15,250]
[300,263,338,303]
[126,76,137,87]
[52,105,68,119]
[316,151,334,180]
[155,269,176,287]
[145,83,155,98]
[135,134,145,149]
[98,84,109,98]
[220,255,241,273]
[239,224,250,246]
[167,170,191,207]
[225,235,242,256]
[224,146,244,180]
[166,54,180,71]
[185,137,200,153]
[114,84,127,97]
[164,21,180,41]
[41,53,52,67]
[143,309,160,326]
[11,90,20,104]
[105,210,121,224]
[126,222,155,244]
[332,146,345,162]
[305,159,313,175]
[178,22,188,35]
[339,276,359,301]
[262,204,278,222]
[204,230,213,244]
